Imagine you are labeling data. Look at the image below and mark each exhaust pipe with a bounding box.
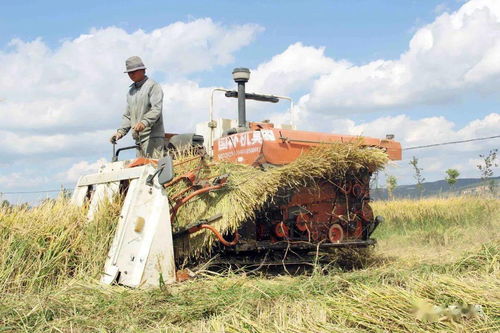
[225,67,280,131]
[232,68,250,128]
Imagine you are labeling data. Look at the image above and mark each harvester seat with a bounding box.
[167,133,204,151]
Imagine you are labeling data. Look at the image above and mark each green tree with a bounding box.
[445,169,460,190]
[409,156,426,198]
[386,175,397,200]
[477,149,498,194]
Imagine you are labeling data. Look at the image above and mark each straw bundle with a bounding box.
[168,142,389,259]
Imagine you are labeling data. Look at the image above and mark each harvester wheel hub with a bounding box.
[295,213,310,232]
[328,224,344,243]
[274,222,289,238]
[351,183,365,198]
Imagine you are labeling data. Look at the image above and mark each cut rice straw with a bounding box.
[168,141,389,259]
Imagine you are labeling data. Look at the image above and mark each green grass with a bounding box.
[0,197,499,332]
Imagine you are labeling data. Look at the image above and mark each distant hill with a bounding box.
[371,176,500,200]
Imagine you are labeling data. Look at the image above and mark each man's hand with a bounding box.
[133,122,146,132]
[110,132,123,144]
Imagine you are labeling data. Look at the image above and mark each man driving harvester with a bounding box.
[110,56,165,157]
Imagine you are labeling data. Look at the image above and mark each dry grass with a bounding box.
[0,198,120,293]
[372,196,500,262]
[0,195,499,332]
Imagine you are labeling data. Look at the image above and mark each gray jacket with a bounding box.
[117,76,165,144]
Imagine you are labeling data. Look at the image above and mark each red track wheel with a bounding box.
[328,224,344,243]
[351,183,365,198]
[348,219,363,239]
[274,222,289,238]
[295,214,310,232]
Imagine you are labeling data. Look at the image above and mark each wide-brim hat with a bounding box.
[124,56,147,73]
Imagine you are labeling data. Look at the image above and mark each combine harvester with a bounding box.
[72,68,402,288]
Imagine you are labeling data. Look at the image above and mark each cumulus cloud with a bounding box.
[161,80,237,133]
[2,1,500,198]
[57,158,108,183]
[242,0,500,113]
[0,18,263,175]
[0,18,263,198]
[247,43,342,96]
[0,18,262,134]
[0,172,50,190]
[330,113,500,149]
[0,173,32,189]
[0,129,113,156]
[328,113,500,184]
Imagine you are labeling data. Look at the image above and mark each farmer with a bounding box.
[110,56,165,157]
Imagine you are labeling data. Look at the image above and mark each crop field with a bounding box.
[0,196,499,332]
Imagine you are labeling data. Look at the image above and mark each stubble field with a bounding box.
[0,196,498,332]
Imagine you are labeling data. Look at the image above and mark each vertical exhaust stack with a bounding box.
[232,68,250,128]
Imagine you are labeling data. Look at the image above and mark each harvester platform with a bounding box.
[72,160,176,288]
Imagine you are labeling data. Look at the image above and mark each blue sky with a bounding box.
[1,1,451,54]
[0,0,499,203]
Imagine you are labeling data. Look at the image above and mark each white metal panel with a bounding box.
[70,175,89,206]
[99,160,130,173]
[78,167,143,186]
[104,177,142,268]
[101,165,176,288]
[125,178,175,287]
[86,182,120,220]
[71,160,138,214]
[72,159,176,288]
[71,161,129,206]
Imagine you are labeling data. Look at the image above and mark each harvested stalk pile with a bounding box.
[168,142,389,259]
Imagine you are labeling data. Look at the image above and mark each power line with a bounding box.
[0,189,71,195]
[403,135,500,151]
[1,135,498,195]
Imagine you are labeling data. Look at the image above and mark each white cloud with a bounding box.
[57,158,108,183]
[202,0,500,123]
[161,80,235,133]
[0,18,261,160]
[0,172,49,190]
[328,113,500,151]
[0,129,112,156]
[0,19,262,133]
[290,0,500,113]
[2,1,500,198]
[0,18,264,198]
[247,43,342,96]
[329,113,500,184]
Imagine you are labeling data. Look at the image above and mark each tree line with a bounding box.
[385,149,498,200]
